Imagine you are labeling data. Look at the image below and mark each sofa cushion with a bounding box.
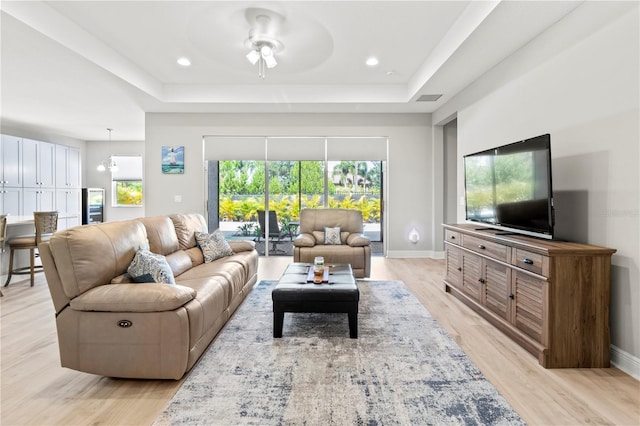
[312,231,325,244]
[70,283,196,312]
[195,230,234,262]
[138,216,180,255]
[185,247,205,267]
[171,214,208,250]
[293,233,315,247]
[299,208,364,234]
[48,220,149,299]
[165,250,193,277]
[128,250,176,284]
[228,240,256,253]
[324,226,342,245]
[347,233,371,247]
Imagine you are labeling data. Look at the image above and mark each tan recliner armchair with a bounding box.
[293,208,371,278]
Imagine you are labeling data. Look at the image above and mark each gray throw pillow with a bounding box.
[195,229,234,263]
[127,249,176,284]
[324,226,342,245]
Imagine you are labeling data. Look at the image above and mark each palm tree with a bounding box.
[357,161,369,192]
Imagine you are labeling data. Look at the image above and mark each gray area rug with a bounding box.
[155,280,524,425]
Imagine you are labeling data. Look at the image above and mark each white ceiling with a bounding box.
[0,1,586,141]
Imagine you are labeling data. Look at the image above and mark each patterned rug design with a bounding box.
[155,280,524,425]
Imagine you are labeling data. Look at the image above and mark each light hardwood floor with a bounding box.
[1,256,639,425]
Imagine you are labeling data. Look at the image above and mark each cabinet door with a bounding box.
[39,142,55,188]
[55,145,68,187]
[55,189,80,230]
[67,147,81,188]
[55,146,81,188]
[55,188,80,214]
[1,187,22,216]
[483,259,511,321]
[1,135,22,187]
[23,139,39,187]
[23,188,55,216]
[513,272,546,344]
[461,251,483,301]
[23,139,55,188]
[23,188,38,215]
[445,245,462,288]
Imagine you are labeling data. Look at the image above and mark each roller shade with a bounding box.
[267,137,325,161]
[204,137,265,160]
[204,136,388,161]
[111,155,143,181]
[327,137,387,161]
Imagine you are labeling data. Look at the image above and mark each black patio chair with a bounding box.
[257,210,287,254]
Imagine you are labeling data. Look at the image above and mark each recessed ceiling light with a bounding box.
[177,57,191,67]
[365,57,379,67]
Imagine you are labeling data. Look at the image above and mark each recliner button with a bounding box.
[117,320,133,328]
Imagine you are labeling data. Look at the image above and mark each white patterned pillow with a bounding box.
[127,250,175,284]
[195,229,234,263]
[324,226,342,245]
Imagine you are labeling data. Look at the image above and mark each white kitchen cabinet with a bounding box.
[55,145,81,189]
[1,135,23,188]
[23,138,55,188]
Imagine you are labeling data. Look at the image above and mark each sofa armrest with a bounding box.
[228,240,256,253]
[293,233,316,247]
[70,284,196,313]
[346,233,371,247]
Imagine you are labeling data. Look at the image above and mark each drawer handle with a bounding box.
[478,244,486,250]
[523,258,534,265]
[450,235,456,240]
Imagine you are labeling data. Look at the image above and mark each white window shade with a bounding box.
[203,136,387,161]
[111,155,143,181]
[327,137,387,161]
[204,137,265,160]
[267,137,325,161]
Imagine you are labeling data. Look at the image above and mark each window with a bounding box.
[111,155,143,206]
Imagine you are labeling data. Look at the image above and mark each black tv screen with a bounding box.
[464,133,554,239]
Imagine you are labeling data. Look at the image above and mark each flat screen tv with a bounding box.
[464,133,554,239]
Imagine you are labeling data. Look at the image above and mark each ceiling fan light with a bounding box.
[97,162,106,172]
[264,54,277,68]
[260,44,273,58]
[246,49,260,65]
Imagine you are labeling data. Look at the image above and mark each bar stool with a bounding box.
[4,211,58,288]
[0,215,7,297]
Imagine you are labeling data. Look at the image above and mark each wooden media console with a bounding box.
[443,223,616,368]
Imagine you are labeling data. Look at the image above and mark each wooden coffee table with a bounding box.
[272,263,359,338]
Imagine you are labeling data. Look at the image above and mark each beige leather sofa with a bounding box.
[293,208,371,278]
[39,213,258,380]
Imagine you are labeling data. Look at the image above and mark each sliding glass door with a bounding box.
[205,136,387,255]
[328,160,382,242]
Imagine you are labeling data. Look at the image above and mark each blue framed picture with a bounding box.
[162,146,184,174]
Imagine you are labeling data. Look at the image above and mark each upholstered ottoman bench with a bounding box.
[272,263,359,338]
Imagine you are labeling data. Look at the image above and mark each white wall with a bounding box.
[434,3,640,372]
[144,113,436,256]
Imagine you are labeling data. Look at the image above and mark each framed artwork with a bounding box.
[162,146,184,174]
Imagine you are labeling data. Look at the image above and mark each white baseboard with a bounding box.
[386,250,444,259]
[610,345,640,380]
